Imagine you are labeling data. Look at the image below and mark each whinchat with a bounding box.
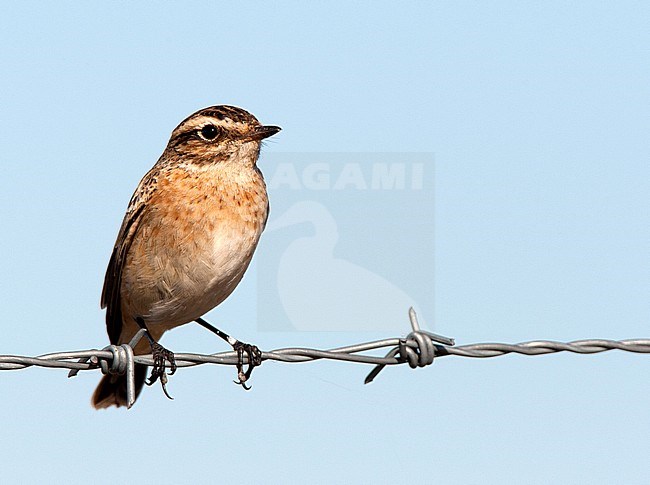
[92,105,280,409]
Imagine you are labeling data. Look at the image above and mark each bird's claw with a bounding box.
[232,341,262,390]
[146,342,176,400]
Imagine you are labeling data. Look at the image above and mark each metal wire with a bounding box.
[1,308,648,408]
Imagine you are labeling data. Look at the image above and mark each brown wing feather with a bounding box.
[101,167,160,344]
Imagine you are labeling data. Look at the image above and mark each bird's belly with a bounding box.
[121,212,263,329]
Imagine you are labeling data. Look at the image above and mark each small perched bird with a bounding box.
[92,105,280,409]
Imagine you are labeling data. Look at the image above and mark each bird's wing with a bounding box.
[100,167,159,344]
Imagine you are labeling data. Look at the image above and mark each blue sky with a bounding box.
[0,2,648,484]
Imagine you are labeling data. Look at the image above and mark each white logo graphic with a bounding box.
[267,201,425,331]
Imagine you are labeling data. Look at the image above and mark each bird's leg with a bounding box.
[136,317,176,400]
[194,317,262,390]
[231,340,263,389]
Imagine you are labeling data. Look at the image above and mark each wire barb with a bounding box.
[1,309,649,402]
[364,308,455,384]
[66,328,147,408]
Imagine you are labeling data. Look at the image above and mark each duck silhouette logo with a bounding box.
[257,153,434,332]
[267,201,426,331]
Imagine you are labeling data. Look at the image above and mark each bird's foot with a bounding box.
[232,341,262,390]
[146,342,177,400]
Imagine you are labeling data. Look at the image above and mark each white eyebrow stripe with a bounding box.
[180,116,248,133]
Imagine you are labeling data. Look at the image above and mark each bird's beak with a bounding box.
[249,125,282,141]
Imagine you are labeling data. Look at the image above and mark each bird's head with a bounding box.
[165,105,281,166]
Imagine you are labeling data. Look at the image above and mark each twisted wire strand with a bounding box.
[1,309,648,407]
[1,338,649,371]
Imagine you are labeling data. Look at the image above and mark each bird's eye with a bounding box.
[199,124,219,141]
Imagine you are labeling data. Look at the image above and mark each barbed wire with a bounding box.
[1,308,648,408]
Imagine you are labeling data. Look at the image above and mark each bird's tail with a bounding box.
[91,363,147,409]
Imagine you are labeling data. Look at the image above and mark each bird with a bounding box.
[92,105,280,409]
